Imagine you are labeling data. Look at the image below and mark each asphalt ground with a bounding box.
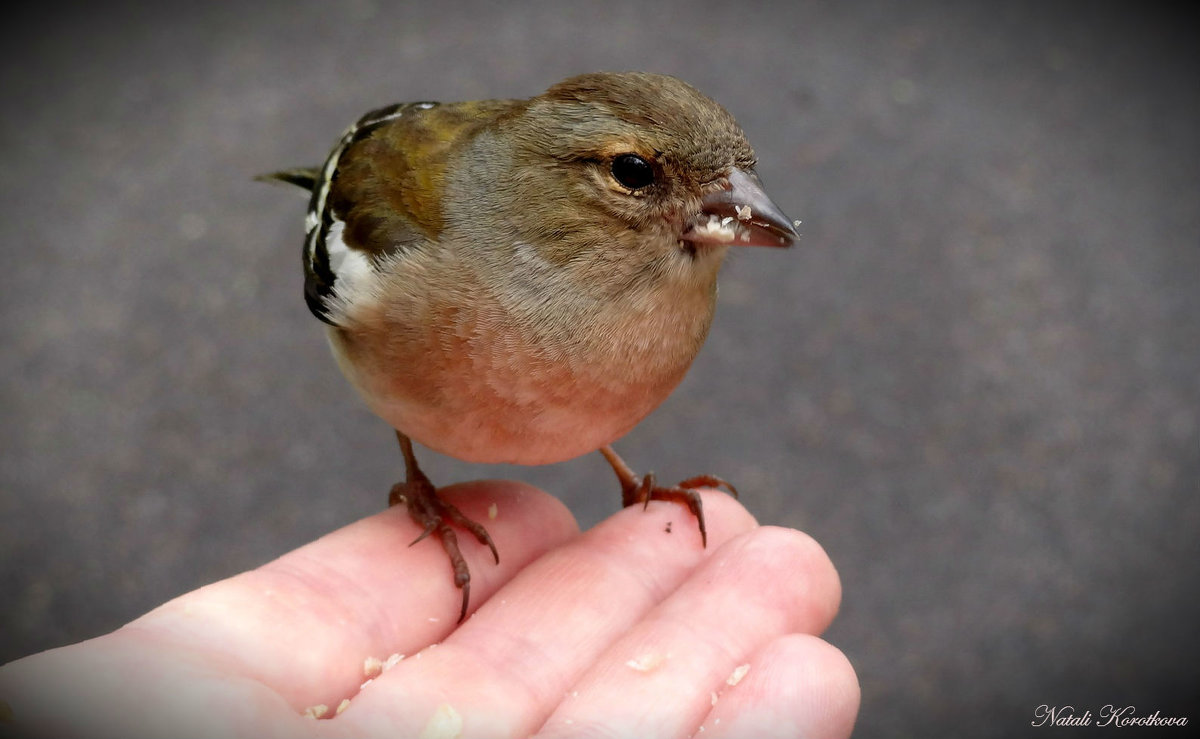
[2,2,1197,736]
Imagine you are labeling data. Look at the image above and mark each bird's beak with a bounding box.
[682,168,799,248]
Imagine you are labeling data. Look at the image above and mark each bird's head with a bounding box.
[452,72,798,293]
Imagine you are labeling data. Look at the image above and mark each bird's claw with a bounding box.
[620,471,738,549]
[388,476,498,622]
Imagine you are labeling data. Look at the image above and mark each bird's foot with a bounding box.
[617,471,739,548]
[389,473,499,622]
[599,444,738,549]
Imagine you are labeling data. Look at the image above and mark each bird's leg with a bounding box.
[597,445,739,549]
[388,431,499,622]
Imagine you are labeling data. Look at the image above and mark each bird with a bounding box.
[259,71,798,621]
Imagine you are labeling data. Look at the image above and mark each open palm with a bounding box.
[0,482,858,738]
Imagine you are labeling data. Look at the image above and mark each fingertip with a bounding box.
[595,488,758,555]
[706,634,860,739]
[437,479,582,547]
[774,634,861,735]
[737,526,843,633]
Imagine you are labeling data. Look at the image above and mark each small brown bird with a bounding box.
[261,72,798,620]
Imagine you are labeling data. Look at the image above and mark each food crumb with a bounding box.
[383,652,404,671]
[736,205,752,221]
[302,704,329,719]
[726,663,751,686]
[488,502,498,519]
[419,703,463,739]
[711,691,719,706]
[336,698,351,715]
[363,656,384,678]
[625,652,666,672]
[691,213,738,243]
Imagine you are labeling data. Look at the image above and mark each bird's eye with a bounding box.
[611,154,655,190]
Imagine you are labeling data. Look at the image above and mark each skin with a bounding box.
[0,485,859,738]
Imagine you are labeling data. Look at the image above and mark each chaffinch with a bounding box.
[261,71,798,620]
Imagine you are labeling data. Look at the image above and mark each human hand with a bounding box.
[0,482,858,738]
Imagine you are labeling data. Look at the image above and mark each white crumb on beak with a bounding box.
[690,213,738,243]
[336,698,351,715]
[726,663,751,686]
[792,219,803,227]
[302,704,329,719]
[419,703,464,739]
[488,502,498,519]
[736,204,752,221]
[625,652,667,672]
[363,656,384,678]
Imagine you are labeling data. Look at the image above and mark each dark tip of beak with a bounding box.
[682,168,800,248]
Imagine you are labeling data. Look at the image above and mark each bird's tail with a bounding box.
[254,167,320,193]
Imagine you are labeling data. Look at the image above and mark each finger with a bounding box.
[701,634,860,739]
[120,481,579,711]
[534,526,842,739]
[0,635,318,738]
[333,490,758,738]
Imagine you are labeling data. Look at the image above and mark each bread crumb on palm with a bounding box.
[336,698,351,715]
[302,704,329,719]
[625,652,667,672]
[419,703,463,739]
[726,663,751,685]
[363,655,384,677]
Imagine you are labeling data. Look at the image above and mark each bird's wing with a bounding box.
[301,102,442,324]
[278,100,517,325]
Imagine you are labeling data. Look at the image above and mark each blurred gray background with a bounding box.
[2,1,1196,735]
